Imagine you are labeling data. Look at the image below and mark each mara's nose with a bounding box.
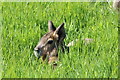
[34,47,39,52]
[34,47,42,58]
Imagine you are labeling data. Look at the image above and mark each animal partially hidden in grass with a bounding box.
[34,21,68,65]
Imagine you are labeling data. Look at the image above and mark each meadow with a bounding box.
[1,2,118,78]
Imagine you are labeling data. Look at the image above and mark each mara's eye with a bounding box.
[47,40,53,44]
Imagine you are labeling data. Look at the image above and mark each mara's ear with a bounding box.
[54,23,66,42]
[48,21,56,32]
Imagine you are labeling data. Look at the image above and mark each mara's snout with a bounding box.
[34,47,42,59]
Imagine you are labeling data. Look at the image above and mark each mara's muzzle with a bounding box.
[34,48,42,59]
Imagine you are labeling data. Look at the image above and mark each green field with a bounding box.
[1,2,118,78]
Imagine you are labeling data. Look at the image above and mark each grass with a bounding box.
[0,2,3,79]
[1,2,118,78]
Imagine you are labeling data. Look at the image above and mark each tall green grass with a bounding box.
[2,2,118,78]
[0,2,3,79]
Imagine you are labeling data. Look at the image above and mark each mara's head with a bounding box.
[34,21,66,63]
